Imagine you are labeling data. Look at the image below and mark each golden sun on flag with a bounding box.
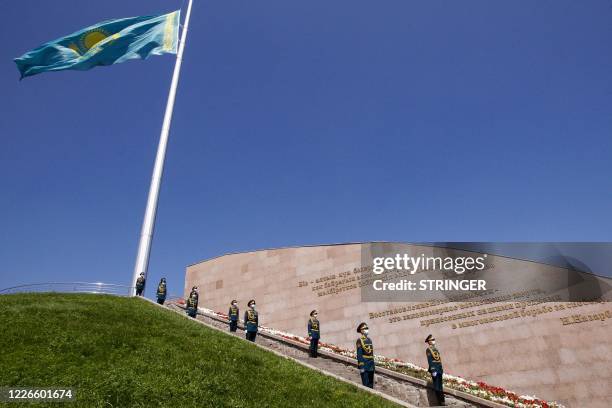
[81,29,109,51]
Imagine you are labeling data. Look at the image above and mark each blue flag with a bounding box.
[14,11,180,79]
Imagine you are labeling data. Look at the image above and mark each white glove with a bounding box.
[432,371,437,377]
[244,329,247,334]
[359,368,365,373]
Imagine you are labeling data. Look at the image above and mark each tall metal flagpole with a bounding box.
[131,0,194,296]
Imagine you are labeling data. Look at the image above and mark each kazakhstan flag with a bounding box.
[14,11,180,79]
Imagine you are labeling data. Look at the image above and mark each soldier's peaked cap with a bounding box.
[357,322,368,333]
[248,299,256,306]
[310,310,317,316]
[425,334,435,343]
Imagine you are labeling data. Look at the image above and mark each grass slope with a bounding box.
[0,293,397,408]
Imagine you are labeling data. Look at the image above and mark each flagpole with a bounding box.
[131,0,194,296]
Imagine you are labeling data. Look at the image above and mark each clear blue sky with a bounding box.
[1,1,611,296]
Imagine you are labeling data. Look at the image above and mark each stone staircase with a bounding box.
[155,300,505,408]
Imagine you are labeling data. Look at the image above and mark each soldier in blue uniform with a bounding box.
[244,299,258,342]
[189,286,199,301]
[135,272,146,296]
[425,334,445,405]
[185,292,198,318]
[356,322,375,388]
[307,310,320,358]
[228,300,239,332]
[156,278,167,305]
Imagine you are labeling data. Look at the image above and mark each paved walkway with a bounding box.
[167,303,479,408]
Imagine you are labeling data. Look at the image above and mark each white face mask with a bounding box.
[431,340,436,346]
[251,304,256,309]
[363,329,369,336]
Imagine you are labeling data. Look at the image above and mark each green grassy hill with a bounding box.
[0,293,397,407]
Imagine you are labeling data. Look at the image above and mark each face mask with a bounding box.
[313,314,318,318]
[232,303,236,306]
[363,329,369,336]
[251,305,256,309]
[431,341,436,346]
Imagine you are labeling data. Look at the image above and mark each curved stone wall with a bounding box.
[185,243,611,407]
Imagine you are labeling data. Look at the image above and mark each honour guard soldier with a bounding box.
[307,310,320,358]
[135,272,146,296]
[156,278,167,305]
[356,322,375,388]
[189,286,199,301]
[425,334,445,405]
[244,299,258,342]
[228,300,239,332]
[186,292,198,318]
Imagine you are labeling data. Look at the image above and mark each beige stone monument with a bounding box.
[185,243,612,408]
